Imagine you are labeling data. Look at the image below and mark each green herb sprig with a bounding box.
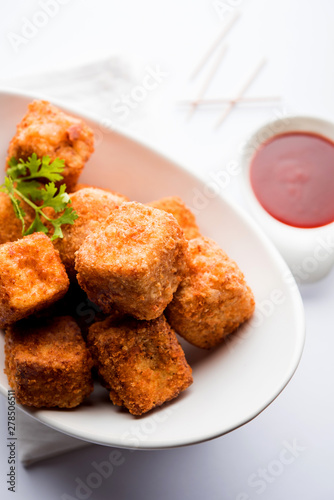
[0,153,78,241]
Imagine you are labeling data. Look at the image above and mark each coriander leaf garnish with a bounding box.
[8,153,64,184]
[17,179,44,201]
[1,154,78,241]
[24,212,49,237]
[41,183,71,212]
[51,207,78,240]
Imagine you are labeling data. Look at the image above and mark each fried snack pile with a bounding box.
[1,100,255,415]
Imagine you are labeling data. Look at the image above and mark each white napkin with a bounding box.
[0,56,165,139]
[17,409,90,466]
[0,55,161,466]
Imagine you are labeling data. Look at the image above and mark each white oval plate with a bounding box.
[0,90,305,449]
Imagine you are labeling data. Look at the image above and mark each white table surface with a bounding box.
[1,1,334,498]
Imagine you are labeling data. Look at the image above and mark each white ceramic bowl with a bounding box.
[0,90,305,449]
[240,115,334,284]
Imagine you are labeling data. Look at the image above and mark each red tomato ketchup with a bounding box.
[250,132,334,228]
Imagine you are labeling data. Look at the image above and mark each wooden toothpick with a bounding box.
[190,11,240,80]
[187,44,228,120]
[178,96,281,107]
[215,57,267,128]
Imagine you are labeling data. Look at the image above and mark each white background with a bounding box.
[1,0,334,499]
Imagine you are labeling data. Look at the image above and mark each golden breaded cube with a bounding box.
[5,316,94,408]
[0,233,69,328]
[148,196,200,240]
[0,192,34,245]
[75,201,188,320]
[166,236,255,349]
[87,314,193,415]
[6,100,94,191]
[53,187,128,279]
[70,183,130,199]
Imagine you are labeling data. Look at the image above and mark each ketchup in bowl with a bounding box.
[250,132,334,228]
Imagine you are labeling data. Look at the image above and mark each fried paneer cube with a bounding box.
[87,314,193,415]
[148,196,200,240]
[75,202,188,320]
[70,183,130,200]
[5,316,94,408]
[6,100,94,190]
[53,187,128,279]
[166,236,255,349]
[0,192,34,245]
[0,233,69,328]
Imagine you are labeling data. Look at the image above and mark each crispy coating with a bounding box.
[70,183,130,200]
[0,192,34,244]
[166,237,255,349]
[6,100,94,191]
[53,187,128,279]
[75,201,188,320]
[87,314,193,415]
[0,233,69,328]
[5,316,94,408]
[148,196,200,240]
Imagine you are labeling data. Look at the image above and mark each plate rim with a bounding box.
[0,88,306,449]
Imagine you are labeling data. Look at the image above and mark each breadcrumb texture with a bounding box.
[6,100,94,191]
[0,192,34,244]
[166,236,255,349]
[76,201,188,320]
[53,187,128,278]
[87,314,193,415]
[0,233,69,328]
[5,316,94,408]
[148,196,201,240]
[70,183,130,199]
